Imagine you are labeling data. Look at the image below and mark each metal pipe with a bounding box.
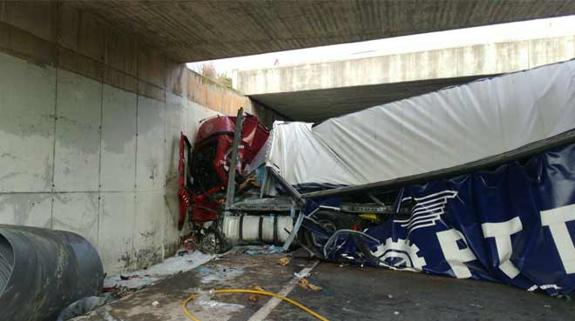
[0,225,104,321]
[268,167,306,206]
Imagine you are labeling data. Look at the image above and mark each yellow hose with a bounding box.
[181,288,330,321]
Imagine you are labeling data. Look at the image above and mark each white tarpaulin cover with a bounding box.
[266,60,575,187]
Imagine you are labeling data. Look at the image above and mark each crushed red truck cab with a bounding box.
[194,114,269,187]
[178,114,269,229]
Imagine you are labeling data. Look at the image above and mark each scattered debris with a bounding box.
[278,257,290,266]
[294,270,311,279]
[146,251,215,275]
[104,274,158,294]
[248,294,259,303]
[298,278,322,291]
[198,266,245,285]
[56,295,114,321]
[193,290,245,320]
[104,250,214,293]
[183,238,196,251]
[342,307,360,314]
[239,245,285,256]
[246,285,267,304]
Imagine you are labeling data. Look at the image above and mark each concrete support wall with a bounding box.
[0,1,279,274]
[236,36,575,95]
[0,49,215,274]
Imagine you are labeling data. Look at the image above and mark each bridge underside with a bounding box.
[252,75,494,122]
[69,1,575,62]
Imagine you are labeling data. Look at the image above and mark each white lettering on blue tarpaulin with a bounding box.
[436,228,477,278]
[541,204,575,274]
[395,190,458,233]
[482,217,523,278]
[435,205,575,278]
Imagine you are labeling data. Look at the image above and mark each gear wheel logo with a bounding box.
[371,238,426,272]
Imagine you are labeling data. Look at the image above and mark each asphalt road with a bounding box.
[73,249,575,321]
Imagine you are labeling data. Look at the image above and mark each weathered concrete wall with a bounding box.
[236,36,575,95]
[0,2,279,274]
[0,53,219,274]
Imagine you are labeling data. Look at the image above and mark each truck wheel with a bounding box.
[199,224,230,254]
[299,210,354,254]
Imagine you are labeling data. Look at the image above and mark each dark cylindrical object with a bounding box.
[0,225,104,321]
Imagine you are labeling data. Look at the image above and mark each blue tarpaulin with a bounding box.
[314,142,575,296]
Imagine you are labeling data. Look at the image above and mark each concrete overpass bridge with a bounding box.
[67,1,575,123]
[235,35,575,121]
[70,1,575,63]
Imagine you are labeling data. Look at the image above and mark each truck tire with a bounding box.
[299,210,354,255]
